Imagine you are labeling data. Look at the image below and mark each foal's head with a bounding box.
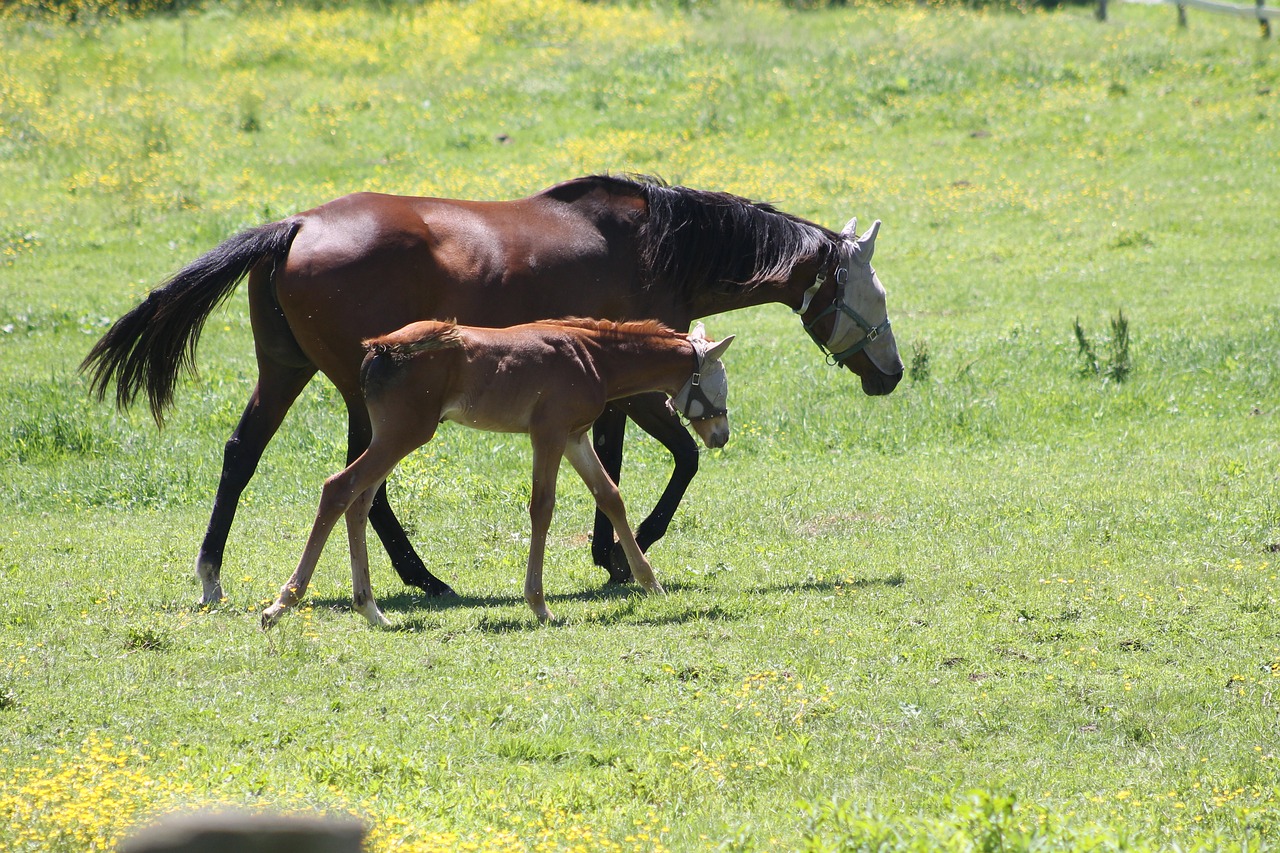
[672,323,735,449]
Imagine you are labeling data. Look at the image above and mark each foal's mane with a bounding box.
[582,174,838,298]
[535,317,677,339]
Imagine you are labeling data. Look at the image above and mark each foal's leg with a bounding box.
[345,483,391,628]
[261,448,399,628]
[602,393,700,584]
[525,431,568,623]
[347,405,456,598]
[196,360,316,605]
[564,432,665,596]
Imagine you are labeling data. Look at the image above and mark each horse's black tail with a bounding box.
[81,219,302,426]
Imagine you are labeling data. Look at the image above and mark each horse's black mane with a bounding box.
[584,174,839,298]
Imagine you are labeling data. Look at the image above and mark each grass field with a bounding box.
[2,0,1279,849]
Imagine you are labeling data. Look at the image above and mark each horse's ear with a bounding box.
[689,321,707,342]
[704,334,735,362]
[853,219,881,263]
[841,217,858,238]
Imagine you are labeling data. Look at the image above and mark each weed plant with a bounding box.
[1,1,1278,850]
[1074,310,1131,383]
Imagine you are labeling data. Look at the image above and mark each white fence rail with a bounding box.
[1098,0,1278,36]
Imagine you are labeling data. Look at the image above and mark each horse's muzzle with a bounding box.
[859,368,903,396]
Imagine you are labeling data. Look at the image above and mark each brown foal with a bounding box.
[261,319,735,628]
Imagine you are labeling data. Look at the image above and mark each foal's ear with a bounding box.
[704,334,735,362]
[689,321,708,342]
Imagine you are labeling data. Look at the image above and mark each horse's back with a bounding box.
[266,188,642,394]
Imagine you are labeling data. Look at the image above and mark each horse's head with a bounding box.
[673,323,734,449]
[798,219,903,396]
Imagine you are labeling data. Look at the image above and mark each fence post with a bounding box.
[1097,0,1108,21]
[1177,3,1188,25]
[1260,0,1272,38]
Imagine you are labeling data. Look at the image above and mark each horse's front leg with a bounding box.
[526,432,568,623]
[589,404,628,574]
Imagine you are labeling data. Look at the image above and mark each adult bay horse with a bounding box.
[261,319,734,629]
[82,174,903,605]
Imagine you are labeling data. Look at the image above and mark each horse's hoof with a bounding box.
[197,584,225,608]
[605,547,633,585]
[417,581,457,598]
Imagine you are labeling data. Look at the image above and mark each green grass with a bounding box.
[2,1,1279,850]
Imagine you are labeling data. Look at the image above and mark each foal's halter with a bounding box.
[796,244,892,367]
[671,346,728,420]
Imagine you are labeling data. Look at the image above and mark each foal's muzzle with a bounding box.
[690,415,730,449]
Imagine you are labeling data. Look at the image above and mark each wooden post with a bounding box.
[1177,3,1188,26]
[1260,0,1272,38]
[1097,0,1108,21]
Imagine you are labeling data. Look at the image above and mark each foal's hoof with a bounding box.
[355,600,392,629]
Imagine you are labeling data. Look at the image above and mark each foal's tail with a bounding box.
[359,320,463,396]
[81,220,302,426]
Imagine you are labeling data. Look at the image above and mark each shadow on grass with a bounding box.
[757,573,907,595]
[299,571,905,634]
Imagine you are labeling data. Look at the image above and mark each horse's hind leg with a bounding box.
[346,405,456,598]
[196,360,316,605]
[564,432,664,595]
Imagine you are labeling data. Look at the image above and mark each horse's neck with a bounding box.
[686,251,828,320]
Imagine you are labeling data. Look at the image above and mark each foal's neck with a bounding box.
[586,331,695,402]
